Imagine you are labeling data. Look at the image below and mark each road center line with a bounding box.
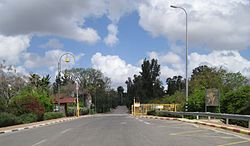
[170,130,205,136]
[60,128,72,134]
[32,139,46,146]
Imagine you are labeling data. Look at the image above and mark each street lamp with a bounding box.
[57,53,75,112]
[75,80,80,117]
[170,5,189,112]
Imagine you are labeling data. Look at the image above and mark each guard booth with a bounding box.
[53,97,76,115]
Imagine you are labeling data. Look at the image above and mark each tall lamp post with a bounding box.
[57,53,75,112]
[75,80,80,117]
[170,5,189,112]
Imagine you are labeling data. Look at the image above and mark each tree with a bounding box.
[221,86,250,115]
[53,68,116,113]
[166,75,185,95]
[125,59,164,104]
[117,86,124,105]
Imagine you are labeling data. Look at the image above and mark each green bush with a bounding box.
[8,95,45,117]
[0,112,20,127]
[18,113,38,124]
[66,107,75,117]
[80,108,89,115]
[147,110,156,115]
[43,112,65,120]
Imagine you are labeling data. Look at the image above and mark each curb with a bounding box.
[0,115,91,135]
[135,115,250,136]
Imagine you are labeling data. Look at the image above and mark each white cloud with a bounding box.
[24,50,83,72]
[0,0,105,44]
[104,24,119,47]
[40,39,64,49]
[0,35,30,64]
[189,50,250,78]
[149,50,250,80]
[107,0,138,22]
[91,52,140,88]
[0,0,140,44]
[148,51,182,65]
[138,0,250,50]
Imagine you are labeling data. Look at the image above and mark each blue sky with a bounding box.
[0,0,250,88]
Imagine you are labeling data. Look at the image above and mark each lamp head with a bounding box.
[170,5,178,8]
[65,57,70,63]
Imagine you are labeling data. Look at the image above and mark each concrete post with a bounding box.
[226,118,229,125]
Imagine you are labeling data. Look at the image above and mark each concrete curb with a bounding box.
[135,115,250,136]
[0,115,92,135]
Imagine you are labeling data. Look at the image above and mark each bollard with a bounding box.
[208,116,211,120]
[182,115,184,118]
[226,118,229,125]
[248,120,250,129]
[196,115,199,120]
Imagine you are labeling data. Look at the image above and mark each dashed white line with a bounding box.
[144,122,151,125]
[60,128,72,134]
[32,139,46,146]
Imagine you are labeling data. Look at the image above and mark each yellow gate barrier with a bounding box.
[132,101,179,115]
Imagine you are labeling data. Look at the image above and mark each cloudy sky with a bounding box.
[0,0,250,88]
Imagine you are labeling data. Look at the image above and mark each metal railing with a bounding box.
[157,111,250,128]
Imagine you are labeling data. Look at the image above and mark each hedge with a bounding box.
[0,112,20,127]
[43,112,65,120]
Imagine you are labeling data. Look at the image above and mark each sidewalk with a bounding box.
[0,115,92,134]
[135,115,250,136]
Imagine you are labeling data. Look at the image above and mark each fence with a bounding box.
[157,111,250,128]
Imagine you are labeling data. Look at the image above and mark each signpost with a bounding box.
[205,88,220,112]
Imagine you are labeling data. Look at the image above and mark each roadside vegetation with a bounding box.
[125,59,250,116]
[0,61,119,127]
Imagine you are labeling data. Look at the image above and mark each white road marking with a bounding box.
[120,122,127,125]
[144,122,151,125]
[139,119,144,122]
[60,128,72,134]
[211,129,250,141]
[32,139,46,146]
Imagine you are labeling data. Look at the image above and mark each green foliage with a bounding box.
[0,97,7,112]
[125,59,165,105]
[66,106,75,117]
[18,113,38,124]
[43,112,65,120]
[147,110,156,115]
[221,86,250,115]
[10,86,52,113]
[8,94,45,117]
[188,89,206,112]
[80,107,89,115]
[166,76,185,95]
[0,112,20,127]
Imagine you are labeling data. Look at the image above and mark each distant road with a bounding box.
[0,107,249,146]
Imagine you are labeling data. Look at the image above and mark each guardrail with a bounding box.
[156,111,250,128]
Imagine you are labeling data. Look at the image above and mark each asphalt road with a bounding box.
[0,112,250,146]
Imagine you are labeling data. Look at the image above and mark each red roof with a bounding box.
[54,97,76,104]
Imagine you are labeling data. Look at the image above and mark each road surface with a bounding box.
[0,107,249,146]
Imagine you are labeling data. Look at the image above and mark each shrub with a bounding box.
[147,110,156,115]
[0,112,20,127]
[8,95,45,118]
[43,112,65,120]
[66,107,75,117]
[18,113,38,124]
[80,108,89,115]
